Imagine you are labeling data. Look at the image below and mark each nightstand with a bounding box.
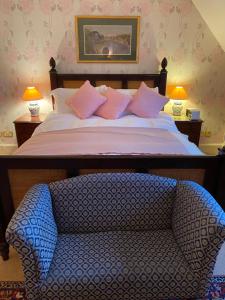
[14,113,46,146]
[173,116,203,146]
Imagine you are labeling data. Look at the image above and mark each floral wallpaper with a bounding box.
[0,0,225,146]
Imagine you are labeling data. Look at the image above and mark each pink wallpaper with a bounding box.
[0,0,225,145]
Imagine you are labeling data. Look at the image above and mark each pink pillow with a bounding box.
[95,87,131,119]
[67,80,107,119]
[128,82,169,118]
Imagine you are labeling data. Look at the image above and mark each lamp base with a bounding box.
[28,102,40,117]
[172,101,183,116]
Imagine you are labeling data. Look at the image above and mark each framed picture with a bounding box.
[75,16,140,63]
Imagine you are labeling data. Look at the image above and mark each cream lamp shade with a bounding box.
[170,86,187,116]
[22,87,42,117]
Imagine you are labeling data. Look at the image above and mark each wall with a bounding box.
[193,0,225,52]
[0,0,225,147]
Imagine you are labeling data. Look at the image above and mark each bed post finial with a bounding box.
[159,57,168,96]
[49,57,58,93]
[49,57,56,71]
[161,57,168,71]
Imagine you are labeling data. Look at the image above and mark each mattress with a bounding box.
[14,112,203,156]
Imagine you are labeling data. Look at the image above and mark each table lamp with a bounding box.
[170,86,187,116]
[22,86,42,117]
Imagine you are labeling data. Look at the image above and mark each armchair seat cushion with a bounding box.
[40,230,198,300]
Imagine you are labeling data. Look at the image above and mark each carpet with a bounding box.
[0,277,224,300]
[0,281,26,300]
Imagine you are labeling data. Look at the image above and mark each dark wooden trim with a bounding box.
[0,155,218,169]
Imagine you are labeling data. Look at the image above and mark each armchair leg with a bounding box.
[0,241,9,261]
[0,221,9,260]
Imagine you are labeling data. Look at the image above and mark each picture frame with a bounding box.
[75,16,140,63]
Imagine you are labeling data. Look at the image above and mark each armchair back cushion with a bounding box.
[49,173,177,234]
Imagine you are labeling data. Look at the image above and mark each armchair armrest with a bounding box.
[172,181,225,295]
[6,184,57,299]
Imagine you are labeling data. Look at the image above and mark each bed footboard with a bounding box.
[0,154,225,260]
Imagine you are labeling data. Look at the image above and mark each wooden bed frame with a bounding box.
[49,57,168,95]
[0,57,225,261]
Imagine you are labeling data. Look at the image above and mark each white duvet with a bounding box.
[31,111,203,155]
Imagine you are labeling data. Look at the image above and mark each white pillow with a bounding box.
[51,85,107,113]
[117,87,158,96]
[117,89,137,96]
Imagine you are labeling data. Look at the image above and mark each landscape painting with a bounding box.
[76,16,139,62]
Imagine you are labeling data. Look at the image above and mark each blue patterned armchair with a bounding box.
[6,173,225,300]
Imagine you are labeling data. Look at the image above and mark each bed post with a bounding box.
[49,57,58,90]
[49,57,58,110]
[159,57,168,96]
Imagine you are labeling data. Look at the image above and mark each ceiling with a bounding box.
[193,0,225,51]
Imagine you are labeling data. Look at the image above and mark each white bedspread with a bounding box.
[33,111,179,136]
[14,112,203,156]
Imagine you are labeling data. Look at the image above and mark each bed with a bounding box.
[14,57,202,157]
[0,57,225,261]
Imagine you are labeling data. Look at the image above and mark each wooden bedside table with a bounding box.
[14,113,46,146]
[173,116,203,146]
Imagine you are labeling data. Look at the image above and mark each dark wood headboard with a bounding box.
[49,57,168,95]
